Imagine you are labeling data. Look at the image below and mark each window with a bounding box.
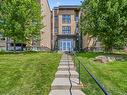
[62,15,71,23]
[54,16,58,32]
[0,38,5,40]
[54,16,58,21]
[76,27,79,33]
[75,23,79,33]
[54,16,58,25]
[54,27,58,33]
[62,26,71,34]
[75,15,79,22]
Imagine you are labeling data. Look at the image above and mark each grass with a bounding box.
[76,52,127,95]
[0,52,61,95]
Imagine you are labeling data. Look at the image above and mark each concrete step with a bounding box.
[60,59,73,61]
[58,65,76,71]
[51,78,82,90]
[61,58,72,60]
[49,90,85,95]
[49,54,86,95]
[55,71,79,78]
[59,62,74,66]
[60,61,73,63]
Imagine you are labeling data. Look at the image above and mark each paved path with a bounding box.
[49,53,85,95]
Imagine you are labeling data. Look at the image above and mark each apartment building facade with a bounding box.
[0,0,102,52]
[40,0,52,50]
[52,6,81,52]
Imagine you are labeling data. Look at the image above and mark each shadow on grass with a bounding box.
[0,51,53,55]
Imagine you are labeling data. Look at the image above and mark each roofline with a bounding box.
[46,0,51,11]
[40,0,51,11]
[53,5,80,10]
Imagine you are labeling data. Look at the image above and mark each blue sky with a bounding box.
[48,0,84,9]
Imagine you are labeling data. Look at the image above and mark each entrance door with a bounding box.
[67,41,71,51]
[60,40,73,52]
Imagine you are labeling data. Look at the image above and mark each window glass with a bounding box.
[54,16,58,21]
[54,27,58,33]
[62,26,71,34]
[63,42,66,50]
[75,15,79,22]
[76,23,79,33]
[62,15,71,23]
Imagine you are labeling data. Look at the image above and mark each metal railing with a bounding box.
[67,54,73,95]
[72,52,109,95]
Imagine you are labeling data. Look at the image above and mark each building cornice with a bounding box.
[54,5,80,10]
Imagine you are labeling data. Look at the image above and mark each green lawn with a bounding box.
[76,52,127,95]
[0,52,61,95]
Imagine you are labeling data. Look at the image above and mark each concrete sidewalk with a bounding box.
[49,53,85,95]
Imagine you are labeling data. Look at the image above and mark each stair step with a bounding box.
[61,58,72,59]
[60,61,73,63]
[58,65,76,71]
[55,71,79,78]
[59,62,74,66]
[51,78,82,90]
[49,90,85,95]
[49,54,85,95]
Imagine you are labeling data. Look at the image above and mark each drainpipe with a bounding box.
[52,9,55,51]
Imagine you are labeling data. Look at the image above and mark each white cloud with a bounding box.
[56,1,60,5]
[56,0,60,6]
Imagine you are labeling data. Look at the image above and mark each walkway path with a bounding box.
[49,53,85,95]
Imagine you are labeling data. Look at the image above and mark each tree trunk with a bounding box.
[6,38,8,51]
[105,45,113,53]
[13,39,16,52]
[26,38,32,51]
[21,43,23,51]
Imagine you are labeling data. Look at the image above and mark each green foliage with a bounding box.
[0,0,43,50]
[80,0,127,52]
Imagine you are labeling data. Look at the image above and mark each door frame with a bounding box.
[59,39,73,52]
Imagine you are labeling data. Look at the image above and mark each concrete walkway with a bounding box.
[49,53,85,95]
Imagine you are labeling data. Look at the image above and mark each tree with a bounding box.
[80,0,127,52]
[0,0,43,51]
